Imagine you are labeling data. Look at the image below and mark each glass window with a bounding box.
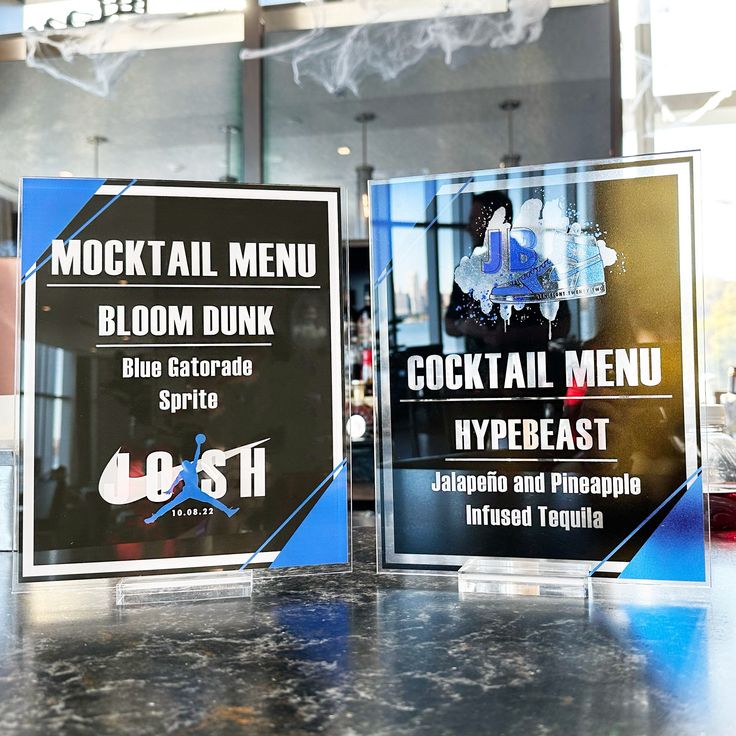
[619,0,736,397]
[391,225,431,349]
[0,42,242,183]
[263,4,613,238]
[33,343,76,480]
[438,227,464,354]
[390,181,429,225]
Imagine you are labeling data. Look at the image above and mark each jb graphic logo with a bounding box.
[454,197,619,328]
[481,225,607,303]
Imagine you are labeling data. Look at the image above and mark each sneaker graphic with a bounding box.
[454,197,618,330]
[489,231,607,303]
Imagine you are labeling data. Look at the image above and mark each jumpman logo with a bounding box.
[144,433,240,524]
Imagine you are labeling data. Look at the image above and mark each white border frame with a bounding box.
[373,153,704,579]
[19,181,345,580]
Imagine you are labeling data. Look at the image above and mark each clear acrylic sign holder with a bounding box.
[13,179,352,610]
[115,571,254,606]
[371,154,710,603]
[457,558,590,599]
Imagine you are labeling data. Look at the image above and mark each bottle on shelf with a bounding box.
[353,284,373,397]
[357,284,372,348]
[722,366,736,436]
[349,334,363,382]
[704,403,736,534]
[361,347,373,396]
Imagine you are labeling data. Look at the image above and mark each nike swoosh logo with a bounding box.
[98,439,270,505]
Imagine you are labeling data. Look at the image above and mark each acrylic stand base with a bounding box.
[458,558,589,599]
[116,570,253,606]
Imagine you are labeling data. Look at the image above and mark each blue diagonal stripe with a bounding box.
[240,459,348,571]
[22,179,137,283]
[374,176,473,288]
[589,467,703,576]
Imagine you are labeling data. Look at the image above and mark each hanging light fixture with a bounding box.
[87,135,108,177]
[355,112,376,239]
[220,124,241,183]
[499,99,521,169]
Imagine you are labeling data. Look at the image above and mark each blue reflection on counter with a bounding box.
[593,602,709,709]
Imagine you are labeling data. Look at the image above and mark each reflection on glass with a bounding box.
[373,158,702,573]
[620,0,736,399]
[391,227,430,350]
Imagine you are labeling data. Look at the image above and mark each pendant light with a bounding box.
[355,111,376,239]
[87,135,108,177]
[499,99,521,169]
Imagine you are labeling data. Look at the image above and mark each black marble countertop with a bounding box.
[1,520,735,735]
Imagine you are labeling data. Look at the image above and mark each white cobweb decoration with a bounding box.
[22,0,549,98]
[23,15,167,97]
[242,0,551,95]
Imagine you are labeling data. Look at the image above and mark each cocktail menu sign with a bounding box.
[19,178,348,582]
[372,154,706,583]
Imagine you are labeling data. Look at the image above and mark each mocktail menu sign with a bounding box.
[372,154,706,583]
[19,179,347,581]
